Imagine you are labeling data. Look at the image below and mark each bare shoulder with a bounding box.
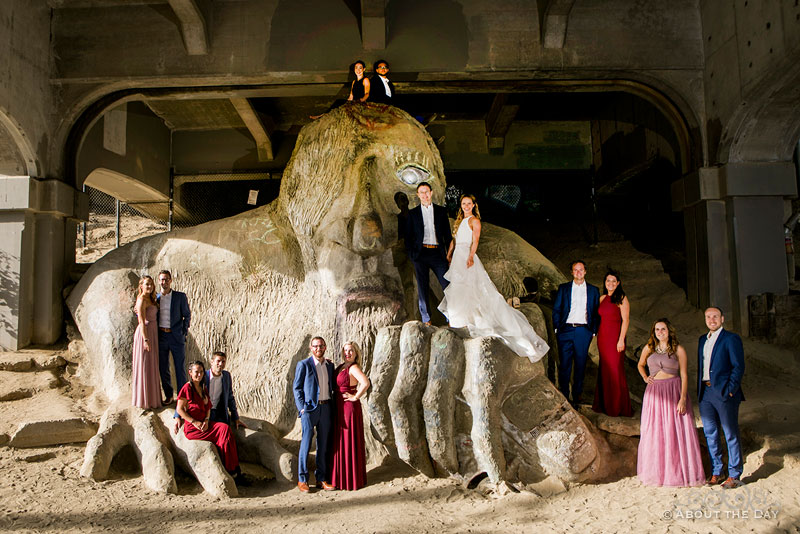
[469,217,482,230]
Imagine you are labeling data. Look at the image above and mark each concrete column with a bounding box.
[673,162,797,332]
[0,176,87,350]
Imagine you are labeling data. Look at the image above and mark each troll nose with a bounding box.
[352,211,384,254]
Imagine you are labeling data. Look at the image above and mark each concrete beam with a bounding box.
[542,0,575,49]
[230,98,274,162]
[360,0,386,50]
[48,0,166,7]
[167,0,209,56]
[485,94,519,153]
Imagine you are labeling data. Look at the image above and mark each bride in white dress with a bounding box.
[438,194,549,363]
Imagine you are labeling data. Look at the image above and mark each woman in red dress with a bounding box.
[592,269,634,417]
[330,341,371,490]
[176,360,242,479]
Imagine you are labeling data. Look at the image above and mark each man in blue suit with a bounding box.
[173,351,247,433]
[552,260,600,405]
[698,307,745,489]
[405,181,453,325]
[293,336,336,493]
[157,270,191,404]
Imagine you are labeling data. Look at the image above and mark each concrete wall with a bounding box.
[701,0,800,163]
[0,0,54,177]
[76,102,171,196]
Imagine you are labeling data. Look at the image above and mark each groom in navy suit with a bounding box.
[293,336,336,493]
[698,307,745,489]
[552,260,600,405]
[157,270,191,404]
[405,181,453,324]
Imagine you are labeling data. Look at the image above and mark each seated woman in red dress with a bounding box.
[176,360,243,482]
[330,341,371,490]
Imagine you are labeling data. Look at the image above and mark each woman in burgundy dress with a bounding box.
[176,361,242,480]
[592,269,633,417]
[331,341,371,490]
[132,275,162,409]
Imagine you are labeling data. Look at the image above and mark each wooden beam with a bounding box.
[485,94,519,153]
[230,98,274,162]
[167,0,209,55]
[360,0,385,50]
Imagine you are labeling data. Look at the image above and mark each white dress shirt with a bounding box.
[209,373,222,409]
[314,357,330,401]
[158,291,172,328]
[421,204,437,245]
[379,76,392,97]
[566,281,588,324]
[702,328,723,381]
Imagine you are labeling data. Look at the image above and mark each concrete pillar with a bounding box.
[0,176,87,350]
[673,163,797,332]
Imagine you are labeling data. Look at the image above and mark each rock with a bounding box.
[0,370,59,401]
[9,417,98,448]
[0,433,9,446]
[240,461,274,482]
[158,411,237,498]
[526,475,568,497]
[0,354,34,371]
[578,406,641,436]
[20,451,57,463]
[32,353,67,370]
[236,425,295,485]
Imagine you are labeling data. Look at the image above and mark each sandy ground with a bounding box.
[3,232,799,533]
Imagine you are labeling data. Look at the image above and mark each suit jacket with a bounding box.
[697,328,745,402]
[405,203,452,261]
[369,75,395,104]
[293,356,336,417]
[173,369,239,423]
[156,290,191,338]
[552,281,600,334]
[206,369,239,424]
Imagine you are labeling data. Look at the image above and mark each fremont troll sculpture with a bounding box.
[68,103,609,497]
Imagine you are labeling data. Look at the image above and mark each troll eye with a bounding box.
[396,165,429,186]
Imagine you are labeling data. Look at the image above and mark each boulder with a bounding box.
[9,417,98,448]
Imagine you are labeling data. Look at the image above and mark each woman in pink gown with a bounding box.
[330,341,371,490]
[592,269,633,417]
[131,276,162,409]
[636,318,705,486]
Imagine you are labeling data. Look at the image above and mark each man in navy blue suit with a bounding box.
[293,336,336,493]
[173,351,247,433]
[552,260,600,405]
[157,270,191,404]
[698,307,745,489]
[405,181,453,324]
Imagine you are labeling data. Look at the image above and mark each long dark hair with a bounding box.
[602,269,626,305]
[188,360,207,397]
[646,318,679,357]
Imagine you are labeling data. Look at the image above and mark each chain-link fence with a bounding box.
[76,173,281,263]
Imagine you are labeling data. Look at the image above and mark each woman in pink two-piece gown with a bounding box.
[636,318,704,487]
[131,275,162,409]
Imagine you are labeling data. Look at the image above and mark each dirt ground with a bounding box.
[3,232,799,534]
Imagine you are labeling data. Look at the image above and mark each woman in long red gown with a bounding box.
[592,269,634,417]
[330,341,371,490]
[176,360,242,479]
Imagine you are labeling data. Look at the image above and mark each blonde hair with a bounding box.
[339,341,362,368]
[453,194,481,235]
[137,276,157,307]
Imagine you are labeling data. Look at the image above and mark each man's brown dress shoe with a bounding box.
[315,481,335,491]
[297,481,310,493]
[721,477,742,489]
[706,474,723,485]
